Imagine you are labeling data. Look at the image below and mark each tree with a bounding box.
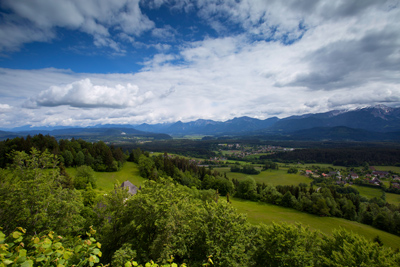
[318,228,399,266]
[75,150,85,166]
[63,150,74,167]
[287,167,298,174]
[74,165,96,189]
[251,223,320,267]
[96,179,252,266]
[138,155,155,179]
[281,191,295,208]
[236,177,257,200]
[0,148,84,236]
[261,185,282,205]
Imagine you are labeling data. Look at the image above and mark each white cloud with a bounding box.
[24,78,154,109]
[0,0,155,52]
[0,1,400,127]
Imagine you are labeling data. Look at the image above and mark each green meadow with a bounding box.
[373,166,400,172]
[214,167,313,186]
[231,198,400,250]
[65,161,400,249]
[353,185,400,205]
[66,162,145,192]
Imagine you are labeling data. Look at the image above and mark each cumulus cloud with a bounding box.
[24,78,154,109]
[0,0,154,52]
[0,104,12,113]
[0,0,400,127]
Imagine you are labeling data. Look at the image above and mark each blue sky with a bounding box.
[0,0,399,128]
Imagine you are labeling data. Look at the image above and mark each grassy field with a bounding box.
[214,167,313,186]
[279,163,347,170]
[373,166,400,173]
[66,162,145,192]
[231,198,400,249]
[352,185,400,205]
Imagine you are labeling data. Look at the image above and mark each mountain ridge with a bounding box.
[1,105,400,142]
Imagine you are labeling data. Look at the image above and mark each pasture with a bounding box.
[66,162,145,192]
[373,166,400,173]
[353,185,400,205]
[214,167,313,186]
[231,198,400,250]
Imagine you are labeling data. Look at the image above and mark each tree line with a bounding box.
[262,147,400,166]
[0,134,126,171]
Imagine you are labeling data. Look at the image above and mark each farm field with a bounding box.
[231,198,400,250]
[373,166,400,172]
[214,167,313,186]
[66,162,145,192]
[278,163,348,171]
[352,185,400,205]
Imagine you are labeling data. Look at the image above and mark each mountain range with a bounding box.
[1,105,400,142]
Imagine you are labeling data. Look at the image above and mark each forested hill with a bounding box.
[0,134,126,171]
[263,147,400,166]
[0,126,171,141]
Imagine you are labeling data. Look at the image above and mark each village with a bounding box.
[302,167,400,191]
[216,143,294,159]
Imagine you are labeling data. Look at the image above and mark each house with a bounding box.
[349,173,359,179]
[327,171,341,178]
[392,183,400,189]
[121,180,139,195]
[370,177,381,185]
[305,170,313,175]
[372,171,389,178]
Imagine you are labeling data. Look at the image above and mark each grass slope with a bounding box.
[66,162,145,192]
[353,185,400,205]
[231,198,400,250]
[215,167,313,186]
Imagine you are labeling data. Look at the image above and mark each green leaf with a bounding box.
[53,242,62,249]
[19,249,27,258]
[74,245,82,253]
[16,227,26,234]
[20,260,33,267]
[125,262,132,267]
[16,256,27,264]
[12,231,22,239]
[0,232,6,242]
[44,249,53,256]
[92,248,100,255]
[63,251,72,260]
[3,259,13,265]
[35,255,46,262]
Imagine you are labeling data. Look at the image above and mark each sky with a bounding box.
[0,0,399,128]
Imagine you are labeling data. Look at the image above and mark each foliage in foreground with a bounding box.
[0,227,102,267]
[1,145,400,266]
[94,179,400,266]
